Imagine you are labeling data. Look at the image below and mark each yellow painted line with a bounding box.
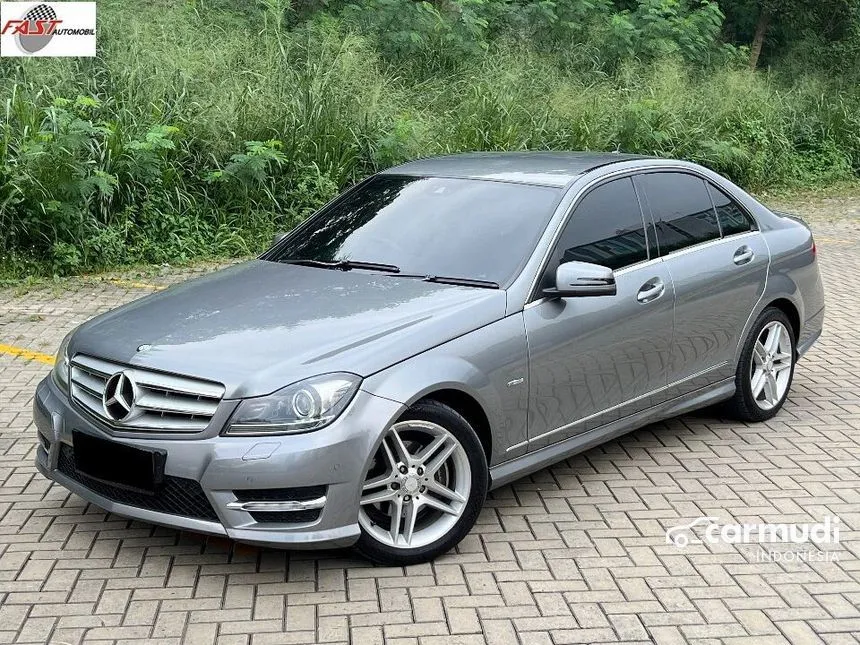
[0,343,55,365]
[106,278,166,291]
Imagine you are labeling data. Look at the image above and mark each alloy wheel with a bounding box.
[359,420,471,549]
[749,321,793,410]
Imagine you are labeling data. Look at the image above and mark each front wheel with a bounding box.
[724,307,796,422]
[355,400,488,565]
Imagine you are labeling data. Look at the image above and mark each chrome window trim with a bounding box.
[526,164,763,304]
[654,230,760,261]
[612,256,663,277]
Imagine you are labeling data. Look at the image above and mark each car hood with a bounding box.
[70,260,507,398]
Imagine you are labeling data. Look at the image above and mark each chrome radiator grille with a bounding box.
[69,354,225,432]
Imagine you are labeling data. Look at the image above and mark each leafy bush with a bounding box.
[0,0,858,277]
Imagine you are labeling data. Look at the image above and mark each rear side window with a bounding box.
[707,182,756,235]
[639,173,721,254]
[551,177,649,273]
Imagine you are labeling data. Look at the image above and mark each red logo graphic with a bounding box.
[1,18,62,36]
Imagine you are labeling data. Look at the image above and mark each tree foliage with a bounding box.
[330,0,730,68]
[717,0,860,69]
[1,0,858,276]
[284,0,860,71]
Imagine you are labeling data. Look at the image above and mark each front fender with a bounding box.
[363,355,497,416]
[360,314,530,467]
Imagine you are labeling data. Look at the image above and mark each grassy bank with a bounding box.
[1,1,859,276]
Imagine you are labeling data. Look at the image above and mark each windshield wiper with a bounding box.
[399,274,500,289]
[281,259,401,273]
[281,259,498,288]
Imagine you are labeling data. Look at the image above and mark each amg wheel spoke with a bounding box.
[425,441,457,477]
[774,361,792,373]
[388,496,404,544]
[764,373,779,405]
[402,500,419,545]
[388,428,413,465]
[751,368,767,397]
[421,494,458,516]
[765,324,782,354]
[362,472,394,492]
[360,488,396,506]
[427,478,466,504]
[381,437,399,471]
[415,433,447,464]
[753,341,767,366]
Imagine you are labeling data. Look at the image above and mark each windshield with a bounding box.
[263,175,562,287]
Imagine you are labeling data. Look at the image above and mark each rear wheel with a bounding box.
[355,400,487,565]
[724,307,796,422]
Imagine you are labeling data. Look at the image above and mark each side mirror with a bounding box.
[543,261,617,298]
[272,232,288,247]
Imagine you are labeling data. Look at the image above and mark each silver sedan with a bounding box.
[34,152,824,564]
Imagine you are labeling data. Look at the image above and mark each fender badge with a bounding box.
[137,344,152,352]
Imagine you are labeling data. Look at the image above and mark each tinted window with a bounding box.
[708,182,755,235]
[266,175,561,286]
[640,173,720,254]
[552,177,649,273]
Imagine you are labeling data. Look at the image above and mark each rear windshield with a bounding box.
[264,174,561,286]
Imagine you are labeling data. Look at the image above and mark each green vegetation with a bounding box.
[2,0,859,275]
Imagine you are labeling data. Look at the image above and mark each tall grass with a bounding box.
[1,1,858,275]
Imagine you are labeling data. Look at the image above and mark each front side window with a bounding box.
[639,173,721,254]
[708,182,756,235]
[265,175,562,287]
[549,177,649,278]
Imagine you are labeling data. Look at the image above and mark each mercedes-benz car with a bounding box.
[33,152,824,564]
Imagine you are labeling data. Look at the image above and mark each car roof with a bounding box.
[381,151,649,188]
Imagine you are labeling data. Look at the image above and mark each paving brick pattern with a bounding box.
[1,219,858,644]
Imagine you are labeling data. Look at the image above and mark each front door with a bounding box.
[524,177,675,450]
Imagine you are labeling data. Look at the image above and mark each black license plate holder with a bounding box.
[72,430,166,495]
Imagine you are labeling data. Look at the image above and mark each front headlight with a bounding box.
[224,373,361,436]
[51,331,73,393]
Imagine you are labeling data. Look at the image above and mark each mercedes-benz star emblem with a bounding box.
[103,371,137,422]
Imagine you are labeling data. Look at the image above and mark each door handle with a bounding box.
[637,278,665,303]
[733,245,754,265]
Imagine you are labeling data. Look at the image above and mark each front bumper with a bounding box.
[33,375,404,549]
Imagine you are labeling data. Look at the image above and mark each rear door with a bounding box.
[524,177,675,450]
[635,172,768,395]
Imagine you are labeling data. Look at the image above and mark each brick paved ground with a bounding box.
[1,206,858,644]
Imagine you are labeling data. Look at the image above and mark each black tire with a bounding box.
[354,400,488,565]
[723,306,796,422]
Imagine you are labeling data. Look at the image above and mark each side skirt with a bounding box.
[488,378,735,490]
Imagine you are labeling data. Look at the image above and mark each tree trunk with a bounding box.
[749,7,771,70]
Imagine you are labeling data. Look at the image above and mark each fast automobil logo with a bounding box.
[2,4,59,53]
[0,2,95,57]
